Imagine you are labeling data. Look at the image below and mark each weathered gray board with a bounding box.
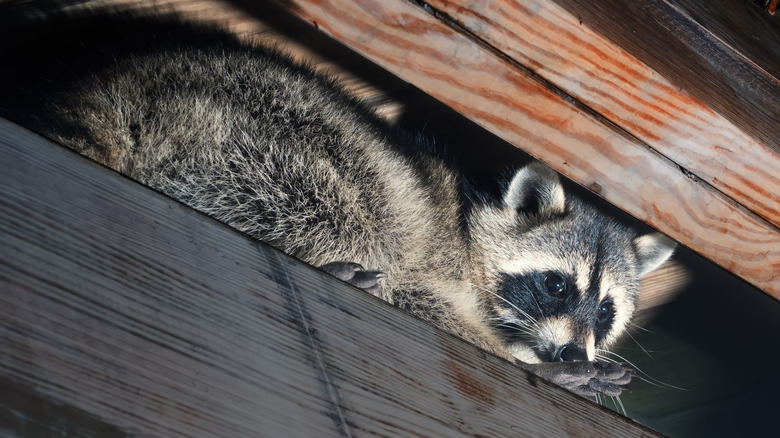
[0,119,661,437]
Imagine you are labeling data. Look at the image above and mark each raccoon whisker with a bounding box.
[595,349,632,365]
[491,316,537,335]
[469,282,539,325]
[527,289,545,318]
[595,349,689,392]
[613,395,627,417]
[489,317,528,327]
[636,375,690,392]
[625,330,654,359]
[488,317,532,329]
[628,322,657,334]
[587,365,628,417]
[501,318,542,340]
[593,353,619,364]
[493,320,536,337]
[593,394,626,418]
[487,308,541,345]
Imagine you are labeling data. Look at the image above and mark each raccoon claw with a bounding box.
[319,262,385,296]
[521,361,636,397]
[576,362,636,397]
[594,361,636,385]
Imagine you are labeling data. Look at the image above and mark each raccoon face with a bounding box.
[469,163,675,364]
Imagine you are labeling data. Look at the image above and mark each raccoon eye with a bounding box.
[544,273,566,296]
[597,300,614,325]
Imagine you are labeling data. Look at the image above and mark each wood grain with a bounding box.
[552,0,780,151]
[673,0,780,78]
[423,0,780,231]
[262,0,780,297]
[11,0,777,296]
[0,119,664,437]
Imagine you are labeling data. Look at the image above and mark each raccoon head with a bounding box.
[469,163,675,364]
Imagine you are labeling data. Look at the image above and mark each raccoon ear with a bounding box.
[634,233,676,276]
[504,163,566,216]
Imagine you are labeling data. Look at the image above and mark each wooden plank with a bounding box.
[672,0,780,79]
[422,0,780,231]
[0,119,664,437]
[552,0,780,152]
[266,0,780,297]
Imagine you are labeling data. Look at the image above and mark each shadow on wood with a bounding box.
[0,119,662,437]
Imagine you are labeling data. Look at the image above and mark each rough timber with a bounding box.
[0,119,661,437]
[270,0,780,298]
[1,0,779,435]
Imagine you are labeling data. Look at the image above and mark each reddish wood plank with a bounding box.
[423,0,780,231]
[4,0,776,296]
[270,0,780,297]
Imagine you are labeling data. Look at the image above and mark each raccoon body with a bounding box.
[0,8,674,393]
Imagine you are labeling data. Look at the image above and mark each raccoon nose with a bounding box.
[555,344,589,362]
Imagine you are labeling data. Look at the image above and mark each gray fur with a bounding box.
[0,10,674,396]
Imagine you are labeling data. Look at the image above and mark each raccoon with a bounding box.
[0,7,674,397]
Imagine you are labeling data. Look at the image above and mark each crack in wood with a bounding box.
[269,252,355,438]
[407,0,780,236]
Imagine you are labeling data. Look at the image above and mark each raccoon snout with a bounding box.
[554,343,589,362]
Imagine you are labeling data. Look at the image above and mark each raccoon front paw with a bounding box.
[319,262,385,296]
[585,361,637,397]
[521,361,636,397]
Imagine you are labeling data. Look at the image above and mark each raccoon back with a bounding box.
[1,13,473,294]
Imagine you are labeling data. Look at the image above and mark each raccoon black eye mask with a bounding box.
[0,9,674,398]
